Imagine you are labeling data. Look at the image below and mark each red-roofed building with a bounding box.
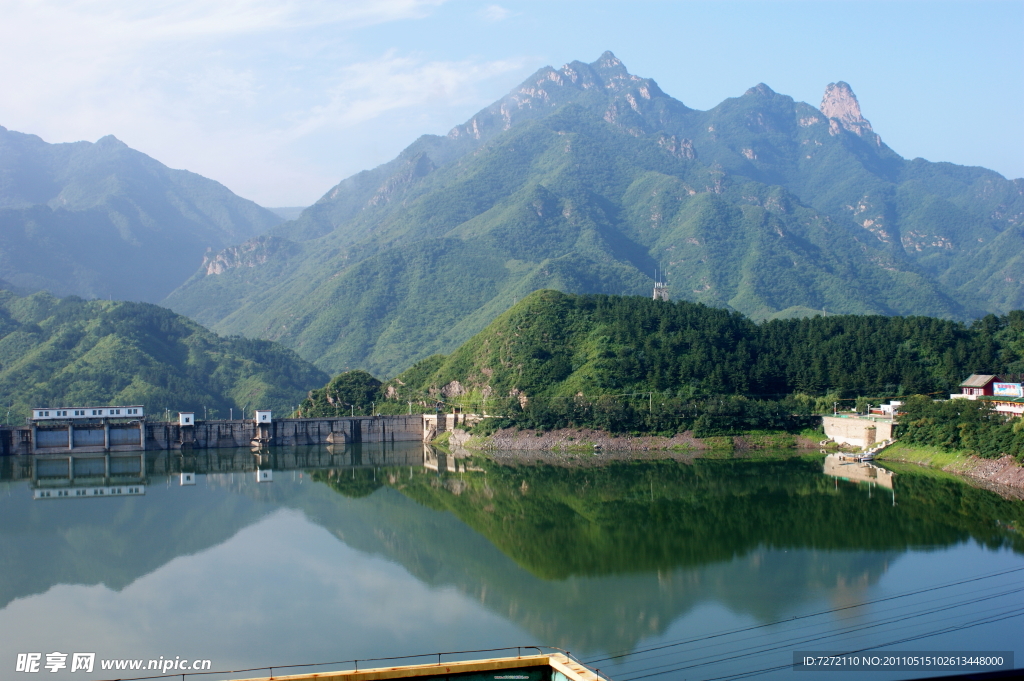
[952,374,1024,418]
[958,374,997,397]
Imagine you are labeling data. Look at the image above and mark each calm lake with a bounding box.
[1,443,1022,681]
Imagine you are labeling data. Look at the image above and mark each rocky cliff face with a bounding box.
[446,50,682,144]
[820,81,877,139]
[203,236,293,275]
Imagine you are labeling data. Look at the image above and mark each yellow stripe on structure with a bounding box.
[228,653,602,681]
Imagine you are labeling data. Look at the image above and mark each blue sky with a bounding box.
[2,0,1021,206]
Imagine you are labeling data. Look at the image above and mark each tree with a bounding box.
[300,370,382,417]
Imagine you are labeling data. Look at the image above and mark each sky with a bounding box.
[1,0,1022,207]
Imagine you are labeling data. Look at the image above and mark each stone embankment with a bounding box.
[966,456,1024,490]
[455,427,821,456]
[879,446,1024,499]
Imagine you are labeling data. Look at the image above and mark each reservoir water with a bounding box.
[1,444,1022,680]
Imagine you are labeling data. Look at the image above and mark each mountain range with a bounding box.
[3,52,1021,380]
[159,52,1023,377]
[0,126,281,302]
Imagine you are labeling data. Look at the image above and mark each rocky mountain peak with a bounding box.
[595,51,625,71]
[820,82,874,137]
[744,83,777,97]
[96,134,128,147]
[444,51,671,144]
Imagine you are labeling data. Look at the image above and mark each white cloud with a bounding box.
[292,52,526,136]
[481,4,513,22]
[3,0,446,42]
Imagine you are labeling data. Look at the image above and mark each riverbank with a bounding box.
[878,443,1024,497]
[446,427,823,454]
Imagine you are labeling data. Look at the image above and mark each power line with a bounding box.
[614,586,1024,680]
[690,608,1024,681]
[621,605,1024,681]
[609,581,1024,673]
[585,565,1024,665]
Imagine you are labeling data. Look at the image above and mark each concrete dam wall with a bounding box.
[152,415,425,450]
[0,415,431,456]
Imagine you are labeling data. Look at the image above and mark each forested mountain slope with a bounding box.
[165,52,1024,377]
[0,290,327,420]
[0,126,282,302]
[387,290,1023,404]
[335,290,1022,434]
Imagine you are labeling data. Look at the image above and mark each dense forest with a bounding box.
[896,396,1024,460]
[299,291,1024,437]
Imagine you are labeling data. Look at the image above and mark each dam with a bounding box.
[0,411,476,456]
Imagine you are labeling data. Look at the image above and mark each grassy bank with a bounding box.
[877,443,973,469]
[877,442,1024,495]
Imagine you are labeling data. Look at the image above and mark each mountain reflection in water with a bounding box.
[1,444,1022,675]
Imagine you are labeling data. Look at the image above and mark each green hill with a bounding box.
[164,52,1024,377]
[0,290,328,420]
[293,290,1023,434]
[384,290,1020,401]
[0,126,282,302]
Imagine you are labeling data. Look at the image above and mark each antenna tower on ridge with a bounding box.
[653,267,669,301]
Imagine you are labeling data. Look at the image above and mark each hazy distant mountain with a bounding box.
[164,52,1024,377]
[0,126,282,302]
[267,206,307,221]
